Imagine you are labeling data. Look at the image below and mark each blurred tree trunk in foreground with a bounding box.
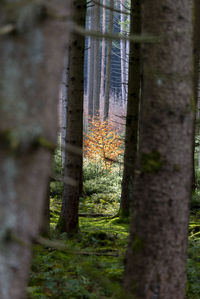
[123,0,193,297]
[0,1,69,298]
[57,0,86,234]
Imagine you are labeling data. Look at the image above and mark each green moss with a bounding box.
[36,136,56,152]
[0,129,20,152]
[141,150,163,174]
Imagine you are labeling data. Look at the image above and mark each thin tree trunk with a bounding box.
[103,0,114,121]
[120,0,141,217]
[61,57,69,168]
[123,0,193,297]
[93,3,101,116]
[100,0,106,98]
[0,1,69,298]
[57,0,86,234]
[87,7,95,119]
[40,179,50,237]
[120,0,126,103]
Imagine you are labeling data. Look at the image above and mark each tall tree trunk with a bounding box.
[120,0,141,217]
[40,179,50,237]
[120,0,126,104]
[0,1,69,298]
[100,0,106,98]
[57,0,86,234]
[193,0,200,179]
[103,0,114,121]
[93,2,101,116]
[123,0,193,298]
[61,57,69,168]
[87,7,95,119]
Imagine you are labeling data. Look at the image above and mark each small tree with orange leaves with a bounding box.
[84,117,124,169]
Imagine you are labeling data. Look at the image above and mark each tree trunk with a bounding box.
[93,2,101,116]
[120,0,126,104]
[123,0,193,298]
[103,0,114,121]
[120,0,141,217]
[0,1,69,298]
[40,179,51,237]
[87,7,95,119]
[193,0,200,179]
[57,0,86,234]
[100,0,106,98]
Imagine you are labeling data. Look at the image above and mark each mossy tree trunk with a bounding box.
[0,0,69,298]
[123,0,193,297]
[120,0,141,217]
[57,0,86,234]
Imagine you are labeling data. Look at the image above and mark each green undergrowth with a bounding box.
[80,160,122,215]
[27,217,129,299]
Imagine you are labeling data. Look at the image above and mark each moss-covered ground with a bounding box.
[27,154,200,298]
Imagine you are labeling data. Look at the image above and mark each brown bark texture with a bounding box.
[120,0,141,217]
[0,1,69,298]
[123,0,194,298]
[58,0,86,234]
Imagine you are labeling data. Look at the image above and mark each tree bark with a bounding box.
[123,0,193,298]
[103,0,114,121]
[120,0,141,217]
[93,2,101,116]
[120,0,126,103]
[87,7,95,119]
[0,1,69,298]
[57,0,86,234]
[193,0,200,180]
[100,0,106,98]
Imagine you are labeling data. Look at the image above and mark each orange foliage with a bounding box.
[84,117,124,169]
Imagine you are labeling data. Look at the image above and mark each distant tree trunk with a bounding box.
[57,0,86,234]
[103,0,114,121]
[120,0,141,217]
[0,1,69,298]
[93,3,101,116]
[123,0,193,298]
[87,7,95,119]
[100,0,106,98]
[120,0,126,103]
[61,57,69,168]
[40,179,50,237]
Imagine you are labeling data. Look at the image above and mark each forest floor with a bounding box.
[27,158,200,298]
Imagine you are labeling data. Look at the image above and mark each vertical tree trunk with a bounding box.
[193,0,200,177]
[61,57,69,168]
[87,7,95,119]
[93,2,101,116]
[120,0,141,217]
[103,0,114,121]
[123,0,193,298]
[40,179,50,237]
[0,1,69,298]
[100,0,106,98]
[120,0,126,104]
[57,0,86,234]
